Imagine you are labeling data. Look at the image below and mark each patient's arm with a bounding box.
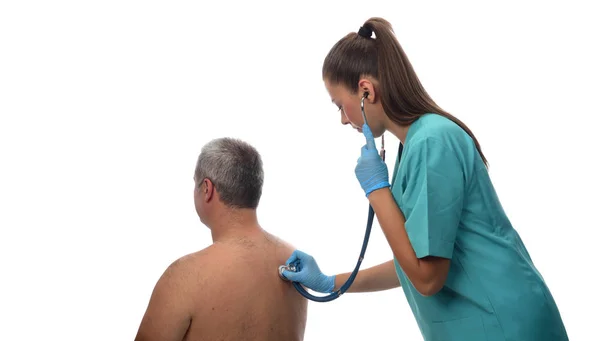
[134,258,193,341]
[333,259,400,293]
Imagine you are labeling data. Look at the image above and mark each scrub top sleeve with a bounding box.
[402,137,465,260]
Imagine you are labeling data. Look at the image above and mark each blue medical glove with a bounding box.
[281,250,335,293]
[355,123,390,196]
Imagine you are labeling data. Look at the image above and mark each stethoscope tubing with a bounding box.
[286,93,382,302]
[290,205,376,302]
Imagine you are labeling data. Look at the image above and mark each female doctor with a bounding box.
[281,17,569,341]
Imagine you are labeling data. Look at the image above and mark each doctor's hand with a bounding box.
[281,250,335,293]
[355,122,390,197]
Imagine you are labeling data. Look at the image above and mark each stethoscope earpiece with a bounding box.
[360,92,369,125]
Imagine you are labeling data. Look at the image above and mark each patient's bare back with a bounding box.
[182,232,307,341]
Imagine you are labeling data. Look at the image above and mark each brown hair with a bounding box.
[322,17,488,166]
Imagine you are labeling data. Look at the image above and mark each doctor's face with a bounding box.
[324,79,365,133]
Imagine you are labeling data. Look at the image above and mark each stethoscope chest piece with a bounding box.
[278,264,297,281]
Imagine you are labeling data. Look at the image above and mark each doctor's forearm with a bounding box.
[368,188,446,296]
[333,259,400,293]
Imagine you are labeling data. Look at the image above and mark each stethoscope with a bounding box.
[278,92,386,302]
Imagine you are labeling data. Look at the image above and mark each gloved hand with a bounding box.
[355,122,390,196]
[281,250,335,293]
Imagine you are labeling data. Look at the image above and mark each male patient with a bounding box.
[134,137,307,341]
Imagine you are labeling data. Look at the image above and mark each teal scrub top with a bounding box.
[390,114,568,341]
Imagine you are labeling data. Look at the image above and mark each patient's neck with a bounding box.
[210,207,263,243]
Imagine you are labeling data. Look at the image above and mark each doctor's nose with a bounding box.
[340,112,351,125]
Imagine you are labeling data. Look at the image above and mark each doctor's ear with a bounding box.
[358,79,377,103]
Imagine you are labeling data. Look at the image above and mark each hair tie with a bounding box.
[358,26,372,38]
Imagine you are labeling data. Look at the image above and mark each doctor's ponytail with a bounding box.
[323,17,488,167]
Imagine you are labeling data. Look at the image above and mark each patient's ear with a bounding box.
[203,179,215,202]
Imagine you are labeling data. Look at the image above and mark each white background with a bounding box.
[1,0,599,340]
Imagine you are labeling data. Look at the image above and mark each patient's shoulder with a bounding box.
[160,247,216,285]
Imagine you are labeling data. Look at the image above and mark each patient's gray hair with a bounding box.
[194,137,264,209]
